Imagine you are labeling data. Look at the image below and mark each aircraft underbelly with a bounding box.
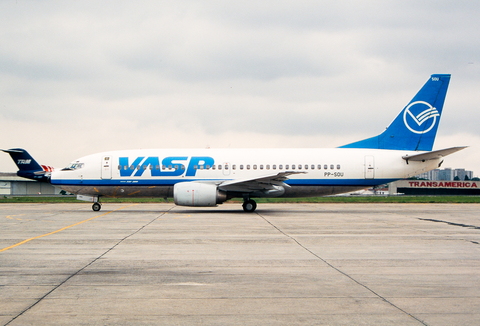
[61,184,366,199]
[60,185,173,198]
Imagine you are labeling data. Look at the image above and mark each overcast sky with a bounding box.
[1,1,479,176]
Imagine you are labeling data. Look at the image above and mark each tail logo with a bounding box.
[403,101,440,134]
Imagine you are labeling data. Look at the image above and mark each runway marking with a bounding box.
[5,214,24,220]
[0,204,138,253]
[3,205,174,325]
[166,212,191,219]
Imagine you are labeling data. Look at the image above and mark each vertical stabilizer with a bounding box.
[1,148,51,182]
[340,74,450,151]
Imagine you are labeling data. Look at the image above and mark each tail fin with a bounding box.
[340,74,451,151]
[1,148,51,182]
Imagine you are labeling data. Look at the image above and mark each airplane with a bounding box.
[3,74,466,212]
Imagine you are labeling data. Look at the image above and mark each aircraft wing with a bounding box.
[402,146,467,162]
[218,171,305,193]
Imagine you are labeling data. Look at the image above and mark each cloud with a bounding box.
[1,1,480,175]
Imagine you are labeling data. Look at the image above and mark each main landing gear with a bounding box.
[242,199,257,212]
[92,202,102,212]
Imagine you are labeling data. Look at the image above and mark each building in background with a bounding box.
[0,173,61,196]
[415,168,474,181]
[389,168,478,195]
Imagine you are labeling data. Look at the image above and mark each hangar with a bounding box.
[389,179,480,196]
[0,173,60,196]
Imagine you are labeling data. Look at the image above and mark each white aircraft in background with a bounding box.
[3,74,466,212]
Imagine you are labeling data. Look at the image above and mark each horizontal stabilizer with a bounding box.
[1,149,24,154]
[402,146,467,162]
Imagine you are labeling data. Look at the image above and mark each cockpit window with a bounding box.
[62,162,85,171]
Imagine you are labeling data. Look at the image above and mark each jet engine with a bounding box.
[174,182,227,207]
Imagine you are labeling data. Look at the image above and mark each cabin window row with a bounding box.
[117,164,341,171]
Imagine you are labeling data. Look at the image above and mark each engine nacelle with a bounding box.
[174,182,227,207]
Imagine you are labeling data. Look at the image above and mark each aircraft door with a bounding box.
[223,162,231,176]
[101,156,112,179]
[364,155,375,179]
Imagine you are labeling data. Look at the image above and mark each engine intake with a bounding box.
[174,182,227,207]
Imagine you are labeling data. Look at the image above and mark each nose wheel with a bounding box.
[242,199,257,212]
[92,202,102,212]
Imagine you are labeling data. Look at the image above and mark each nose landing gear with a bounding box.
[92,202,102,212]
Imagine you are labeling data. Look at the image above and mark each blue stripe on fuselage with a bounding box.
[51,178,397,187]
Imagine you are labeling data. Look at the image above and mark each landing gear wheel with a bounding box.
[92,202,101,212]
[242,199,257,212]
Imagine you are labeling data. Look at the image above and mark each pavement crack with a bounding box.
[418,218,480,230]
[256,211,430,326]
[4,205,175,326]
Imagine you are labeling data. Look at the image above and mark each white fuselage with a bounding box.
[51,148,440,199]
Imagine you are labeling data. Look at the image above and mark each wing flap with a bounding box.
[219,171,305,192]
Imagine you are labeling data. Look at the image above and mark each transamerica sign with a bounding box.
[407,181,478,188]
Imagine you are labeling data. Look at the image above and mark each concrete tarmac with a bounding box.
[1,203,479,325]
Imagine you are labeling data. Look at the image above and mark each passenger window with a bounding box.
[260,165,264,170]
[337,164,341,169]
[200,165,204,170]
[311,165,315,170]
[279,164,283,169]
[212,165,216,170]
[253,165,257,170]
[162,165,166,170]
[233,165,236,170]
[266,165,270,170]
[194,165,198,170]
[181,165,185,170]
[324,164,328,169]
[240,165,244,170]
[174,165,179,170]
[292,165,296,169]
[247,165,250,170]
[149,165,153,170]
[137,165,141,170]
[286,165,289,169]
[118,165,121,170]
[218,165,222,170]
[273,164,276,169]
[305,165,308,170]
[130,165,134,170]
[206,165,210,169]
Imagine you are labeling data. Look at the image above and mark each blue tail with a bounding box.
[340,74,451,151]
[1,148,51,182]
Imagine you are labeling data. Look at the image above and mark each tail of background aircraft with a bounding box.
[1,148,52,182]
[340,74,451,151]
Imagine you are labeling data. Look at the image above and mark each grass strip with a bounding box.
[1,196,479,204]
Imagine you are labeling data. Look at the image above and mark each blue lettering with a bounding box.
[119,156,214,177]
[159,157,188,176]
[186,156,215,176]
[119,157,144,177]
